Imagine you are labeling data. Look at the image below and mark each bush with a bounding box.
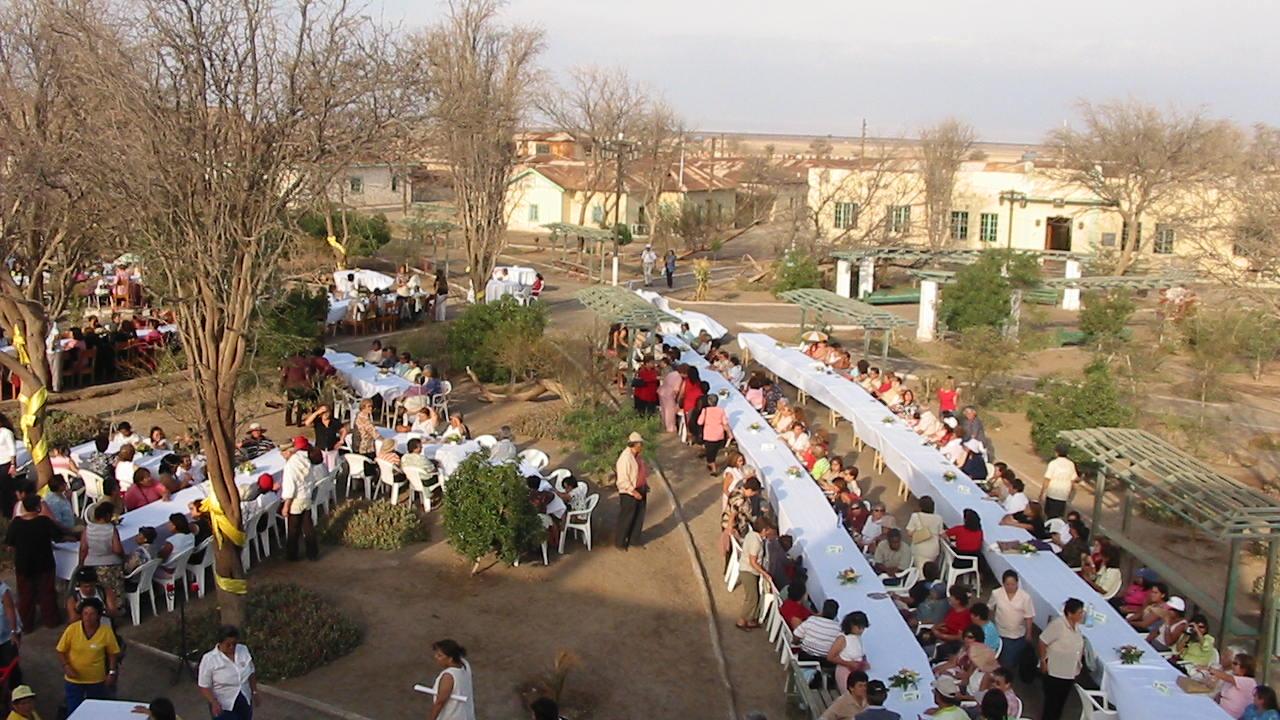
[613,223,633,247]
[772,249,823,295]
[297,210,391,257]
[258,287,329,364]
[509,404,569,442]
[43,410,107,448]
[447,297,548,383]
[558,404,661,483]
[939,250,1040,332]
[159,583,360,681]
[443,455,546,565]
[1026,362,1135,461]
[321,500,428,550]
[1079,290,1135,348]
[945,326,1020,404]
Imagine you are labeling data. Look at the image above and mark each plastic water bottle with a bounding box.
[1085,602,1095,628]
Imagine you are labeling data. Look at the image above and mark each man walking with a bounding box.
[281,438,318,561]
[641,244,658,286]
[614,432,649,550]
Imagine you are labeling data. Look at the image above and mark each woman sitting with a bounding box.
[780,420,811,454]
[148,426,171,450]
[945,509,984,572]
[892,389,919,418]
[440,413,471,442]
[154,513,196,582]
[397,406,440,436]
[771,402,797,433]
[123,468,170,511]
[377,438,402,468]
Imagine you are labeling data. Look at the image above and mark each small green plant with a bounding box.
[945,326,1021,404]
[443,455,546,567]
[42,410,108,448]
[1026,361,1135,461]
[321,500,428,550]
[772,248,823,295]
[557,404,661,483]
[938,249,1040,331]
[1080,290,1136,351]
[158,583,360,680]
[447,297,548,383]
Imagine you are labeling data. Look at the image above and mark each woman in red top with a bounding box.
[932,586,973,659]
[632,357,660,415]
[946,508,985,555]
[679,366,704,430]
[697,394,733,473]
[937,375,959,414]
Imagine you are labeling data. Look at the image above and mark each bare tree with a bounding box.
[0,0,122,488]
[808,136,834,159]
[919,118,976,251]
[802,144,921,251]
[538,66,648,226]
[421,0,543,296]
[1047,100,1242,274]
[631,100,686,225]
[99,0,409,622]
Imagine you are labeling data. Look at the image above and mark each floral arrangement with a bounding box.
[837,568,860,585]
[1118,645,1144,664]
[354,357,366,367]
[942,471,957,482]
[748,422,762,432]
[888,668,921,691]
[445,435,461,444]
[135,442,153,455]
[786,466,803,478]
[717,388,730,398]
[237,461,256,475]
[881,416,895,425]
[377,368,390,377]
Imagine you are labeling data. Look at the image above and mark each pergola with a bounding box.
[777,288,912,357]
[573,285,680,330]
[832,247,1087,265]
[545,223,615,282]
[1040,272,1196,290]
[1061,427,1280,673]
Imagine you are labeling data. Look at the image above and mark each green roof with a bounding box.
[778,288,912,330]
[574,286,680,329]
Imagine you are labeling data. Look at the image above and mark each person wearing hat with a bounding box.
[855,679,900,720]
[614,432,649,550]
[640,244,657,286]
[925,673,968,719]
[7,685,41,720]
[236,422,276,461]
[1149,596,1189,651]
[281,438,317,561]
[1038,598,1087,720]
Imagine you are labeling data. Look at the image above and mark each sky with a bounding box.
[373,0,1280,143]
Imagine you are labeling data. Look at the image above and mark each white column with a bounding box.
[916,280,939,342]
[836,259,853,298]
[611,255,619,286]
[1062,258,1082,311]
[858,257,875,299]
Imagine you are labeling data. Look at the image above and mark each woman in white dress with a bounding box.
[905,495,944,572]
[429,639,475,720]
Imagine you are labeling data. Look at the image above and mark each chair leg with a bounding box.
[585,525,592,551]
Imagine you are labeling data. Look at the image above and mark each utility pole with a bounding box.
[860,118,867,161]
[599,132,638,253]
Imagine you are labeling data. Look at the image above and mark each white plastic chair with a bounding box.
[186,536,216,598]
[310,470,338,524]
[124,557,162,625]
[257,496,283,559]
[518,448,550,471]
[725,534,744,591]
[474,434,497,450]
[881,565,920,596]
[239,505,263,570]
[941,541,979,589]
[154,547,194,612]
[404,464,443,512]
[344,453,373,499]
[82,501,99,523]
[375,458,405,504]
[558,493,599,553]
[546,468,572,492]
[431,380,453,422]
[1073,684,1116,720]
[79,469,106,501]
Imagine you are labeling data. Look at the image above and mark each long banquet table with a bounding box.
[737,332,1230,720]
[670,337,935,719]
[324,349,413,402]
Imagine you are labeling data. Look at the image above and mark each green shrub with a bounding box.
[159,583,360,681]
[939,250,1040,332]
[509,404,569,442]
[321,500,428,550]
[1079,290,1135,348]
[43,410,107,448]
[258,287,329,363]
[443,455,546,565]
[1026,362,1135,462]
[558,404,661,483]
[447,297,548,383]
[772,249,823,295]
[613,223,633,247]
[297,210,392,257]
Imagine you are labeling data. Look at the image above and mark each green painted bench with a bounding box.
[1056,328,1133,346]
[863,289,921,305]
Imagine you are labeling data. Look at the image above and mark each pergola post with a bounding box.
[1261,538,1279,677]
[611,254,619,286]
[863,329,872,355]
[1120,486,1133,534]
[880,330,890,358]
[1091,472,1107,539]
[836,259,853,298]
[916,279,939,342]
[858,256,875,299]
[1062,259,1082,311]
[799,308,808,336]
[1222,538,1242,646]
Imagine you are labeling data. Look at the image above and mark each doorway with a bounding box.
[1045,216,1072,251]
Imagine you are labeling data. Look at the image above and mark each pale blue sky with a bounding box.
[374,0,1280,143]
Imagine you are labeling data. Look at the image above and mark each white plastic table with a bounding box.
[69,699,150,719]
[324,349,412,402]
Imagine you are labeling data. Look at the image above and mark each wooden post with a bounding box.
[1261,537,1280,677]
[1091,472,1107,539]
[1120,486,1133,534]
[1221,538,1242,646]
[880,329,890,358]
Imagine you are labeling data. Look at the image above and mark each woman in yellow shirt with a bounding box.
[55,597,120,715]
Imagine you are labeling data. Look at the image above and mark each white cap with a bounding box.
[1167,597,1186,612]
[248,422,263,431]
[943,417,959,428]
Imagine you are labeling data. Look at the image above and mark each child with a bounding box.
[124,526,157,577]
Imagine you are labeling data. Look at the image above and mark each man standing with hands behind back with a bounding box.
[614,432,649,551]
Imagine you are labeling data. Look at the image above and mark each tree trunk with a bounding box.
[193,362,247,623]
[0,313,56,490]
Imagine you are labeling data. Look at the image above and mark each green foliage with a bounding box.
[509,404,569,442]
[160,583,360,681]
[613,223,633,247]
[939,250,1041,331]
[447,297,548,383]
[945,326,1020,404]
[297,210,391,257]
[557,404,661,483]
[1026,362,1135,461]
[321,500,428,550]
[1234,309,1280,379]
[258,287,329,364]
[772,249,823,295]
[1079,290,1136,348]
[42,410,107,449]
[443,455,546,565]
[1177,307,1244,405]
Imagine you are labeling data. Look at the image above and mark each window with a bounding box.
[391,175,400,192]
[833,202,859,229]
[1121,220,1143,250]
[348,176,363,194]
[950,211,969,241]
[528,204,539,222]
[888,205,911,234]
[1100,232,1117,247]
[1154,224,1175,254]
[979,213,999,243]
[535,142,551,155]
[591,205,605,224]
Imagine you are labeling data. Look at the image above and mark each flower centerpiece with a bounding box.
[888,668,921,692]
[445,435,461,445]
[942,470,957,482]
[354,357,366,367]
[837,568,860,585]
[748,422,762,433]
[786,466,803,478]
[135,441,152,456]
[1118,645,1144,665]
[717,388,730,398]
[236,461,256,475]
[881,416,895,425]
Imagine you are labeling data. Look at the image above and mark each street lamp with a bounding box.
[998,190,1028,249]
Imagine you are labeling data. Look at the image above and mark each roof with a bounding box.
[711,158,813,186]
[516,160,736,194]
[777,288,912,330]
[1061,428,1280,539]
[574,286,680,329]
[516,131,576,143]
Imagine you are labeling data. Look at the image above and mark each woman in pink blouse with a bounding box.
[697,395,733,474]
[658,360,683,433]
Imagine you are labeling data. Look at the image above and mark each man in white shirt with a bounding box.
[112,422,142,449]
[280,438,318,561]
[1040,445,1077,519]
[989,570,1036,671]
[197,625,258,718]
[641,245,658,286]
[489,426,518,463]
[857,503,894,551]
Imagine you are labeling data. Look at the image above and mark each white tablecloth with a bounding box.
[324,349,412,402]
[484,278,530,303]
[327,297,351,325]
[496,265,538,285]
[69,699,153,719]
[634,289,728,339]
[737,332,1229,720]
[373,428,542,478]
[333,269,395,293]
[670,337,934,719]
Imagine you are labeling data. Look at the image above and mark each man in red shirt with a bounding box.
[779,582,813,630]
[281,351,314,426]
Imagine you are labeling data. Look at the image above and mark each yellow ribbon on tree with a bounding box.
[198,494,249,595]
[326,235,347,269]
[11,327,49,466]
